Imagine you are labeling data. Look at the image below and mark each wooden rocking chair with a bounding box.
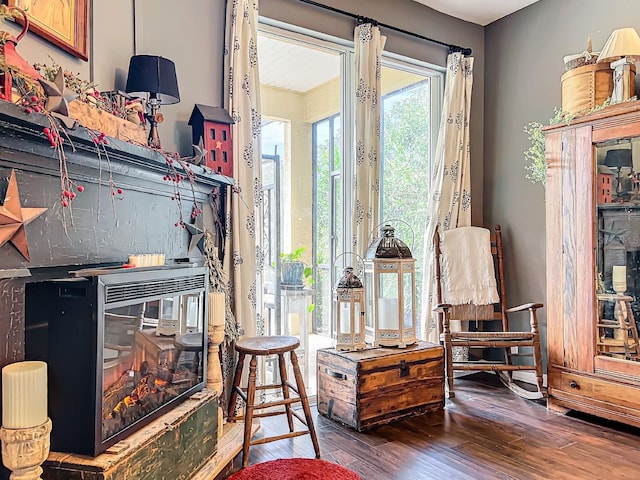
[433,225,545,399]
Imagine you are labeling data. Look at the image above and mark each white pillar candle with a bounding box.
[354,302,362,334]
[2,361,47,429]
[208,292,225,328]
[613,265,627,293]
[340,303,351,333]
[378,298,399,330]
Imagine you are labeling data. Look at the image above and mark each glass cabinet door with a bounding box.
[595,138,640,362]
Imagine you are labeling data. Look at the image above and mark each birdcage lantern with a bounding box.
[364,225,417,348]
[334,267,367,351]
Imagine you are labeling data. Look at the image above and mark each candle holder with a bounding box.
[0,418,52,480]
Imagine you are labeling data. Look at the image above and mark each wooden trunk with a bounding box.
[42,390,218,480]
[317,341,444,431]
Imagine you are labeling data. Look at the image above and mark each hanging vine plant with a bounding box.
[523,100,612,186]
[523,108,573,186]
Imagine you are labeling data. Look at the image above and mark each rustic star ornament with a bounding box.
[191,138,207,166]
[38,67,78,118]
[215,140,223,150]
[0,170,47,261]
[186,216,206,255]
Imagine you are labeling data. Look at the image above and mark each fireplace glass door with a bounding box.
[102,291,205,443]
[596,138,640,362]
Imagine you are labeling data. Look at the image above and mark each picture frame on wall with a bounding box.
[7,0,89,61]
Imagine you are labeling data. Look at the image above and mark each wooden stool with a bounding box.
[228,336,321,468]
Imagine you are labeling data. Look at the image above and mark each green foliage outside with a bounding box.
[312,82,431,330]
[381,82,431,319]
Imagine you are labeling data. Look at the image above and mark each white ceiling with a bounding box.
[258,1,543,92]
[412,0,541,26]
[258,35,340,93]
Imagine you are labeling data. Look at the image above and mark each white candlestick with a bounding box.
[613,265,627,293]
[378,298,399,330]
[354,303,362,334]
[340,303,351,333]
[2,361,47,429]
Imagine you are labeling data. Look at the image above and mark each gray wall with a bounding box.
[8,0,483,210]
[5,0,226,156]
[485,0,640,365]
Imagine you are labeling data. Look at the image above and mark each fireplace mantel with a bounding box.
[0,101,232,431]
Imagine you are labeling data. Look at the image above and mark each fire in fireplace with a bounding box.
[25,264,208,456]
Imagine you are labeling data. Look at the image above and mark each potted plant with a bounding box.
[280,247,313,288]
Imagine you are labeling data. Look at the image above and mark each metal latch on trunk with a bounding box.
[399,360,409,377]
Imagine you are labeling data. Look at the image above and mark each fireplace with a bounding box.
[24,264,208,456]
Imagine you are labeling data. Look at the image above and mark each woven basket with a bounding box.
[561,63,614,116]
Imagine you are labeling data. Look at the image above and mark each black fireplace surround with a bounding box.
[25,265,208,456]
[0,102,231,463]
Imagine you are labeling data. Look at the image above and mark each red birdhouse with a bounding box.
[597,171,613,204]
[188,104,234,177]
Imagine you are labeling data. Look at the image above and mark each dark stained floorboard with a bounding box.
[228,373,640,479]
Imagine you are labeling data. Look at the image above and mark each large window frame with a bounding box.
[258,19,444,339]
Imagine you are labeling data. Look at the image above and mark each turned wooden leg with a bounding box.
[290,350,321,459]
[442,316,455,398]
[242,355,257,468]
[277,353,295,432]
[228,352,245,420]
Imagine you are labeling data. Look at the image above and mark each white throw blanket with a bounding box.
[440,227,500,305]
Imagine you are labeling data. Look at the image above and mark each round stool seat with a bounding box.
[235,335,300,356]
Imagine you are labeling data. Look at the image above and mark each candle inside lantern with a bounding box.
[2,361,47,429]
[208,292,225,328]
[613,265,627,293]
[378,297,399,330]
[354,303,362,334]
[340,303,351,333]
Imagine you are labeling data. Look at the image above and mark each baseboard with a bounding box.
[513,371,548,388]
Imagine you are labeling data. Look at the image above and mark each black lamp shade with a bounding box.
[605,149,633,168]
[125,55,180,104]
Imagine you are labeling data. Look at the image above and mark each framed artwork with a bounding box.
[7,0,89,61]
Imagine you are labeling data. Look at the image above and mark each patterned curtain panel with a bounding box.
[352,23,386,256]
[420,52,474,343]
[225,0,264,340]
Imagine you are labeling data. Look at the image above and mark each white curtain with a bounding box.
[225,0,264,339]
[352,23,386,256]
[421,52,474,343]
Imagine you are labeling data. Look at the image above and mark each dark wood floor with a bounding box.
[228,373,640,479]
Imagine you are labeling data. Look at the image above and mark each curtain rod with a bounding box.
[297,0,472,56]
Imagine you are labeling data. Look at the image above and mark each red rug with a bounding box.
[227,458,362,480]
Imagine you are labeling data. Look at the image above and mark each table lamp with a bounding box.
[604,148,633,201]
[597,27,640,103]
[125,55,180,149]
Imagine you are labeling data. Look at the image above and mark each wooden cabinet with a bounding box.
[545,101,640,427]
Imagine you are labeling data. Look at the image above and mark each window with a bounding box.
[258,22,442,393]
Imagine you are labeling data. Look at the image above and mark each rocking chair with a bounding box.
[433,225,545,399]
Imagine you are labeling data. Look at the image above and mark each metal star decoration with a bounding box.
[0,170,47,261]
[38,67,78,118]
[190,138,207,166]
[186,215,206,255]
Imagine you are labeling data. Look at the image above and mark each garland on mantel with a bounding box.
[0,5,207,233]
